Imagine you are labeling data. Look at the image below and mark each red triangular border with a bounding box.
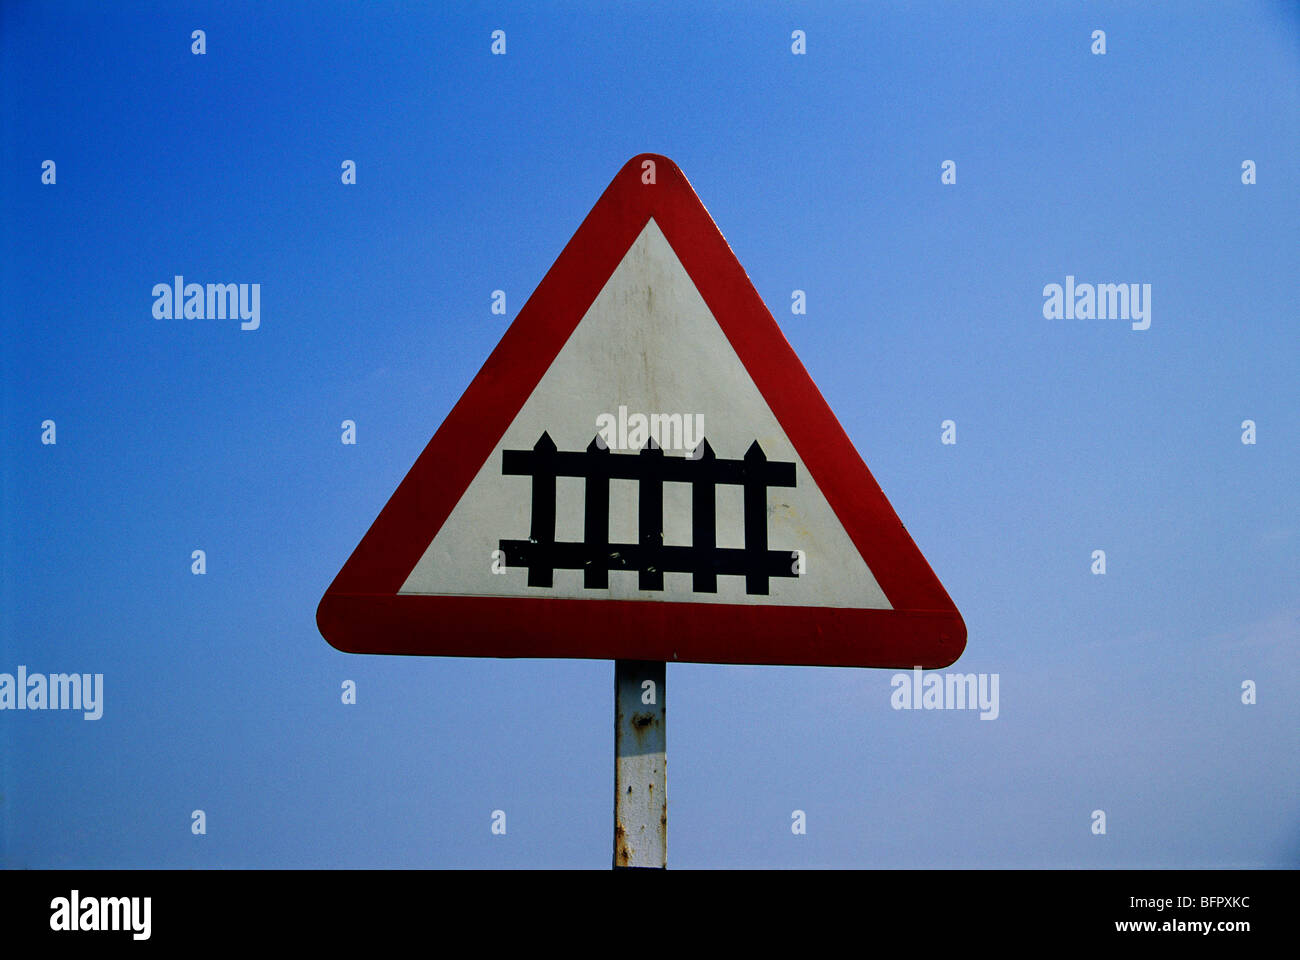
[317,154,966,668]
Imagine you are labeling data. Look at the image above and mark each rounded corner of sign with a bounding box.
[315,593,360,655]
[626,151,673,165]
[929,610,969,668]
[621,152,681,180]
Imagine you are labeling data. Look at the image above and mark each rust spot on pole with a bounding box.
[614,823,632,868]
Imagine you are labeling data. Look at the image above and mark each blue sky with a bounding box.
[2,1,1297,868]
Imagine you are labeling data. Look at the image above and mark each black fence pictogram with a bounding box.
[499,432,798,595]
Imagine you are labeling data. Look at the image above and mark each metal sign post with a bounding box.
[613,659,666,868]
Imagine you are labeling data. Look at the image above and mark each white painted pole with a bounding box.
[613,659,666,868]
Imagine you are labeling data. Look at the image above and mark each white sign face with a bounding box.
[399,218,892,610]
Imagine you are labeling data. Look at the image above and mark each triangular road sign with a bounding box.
[318,154,965,668]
